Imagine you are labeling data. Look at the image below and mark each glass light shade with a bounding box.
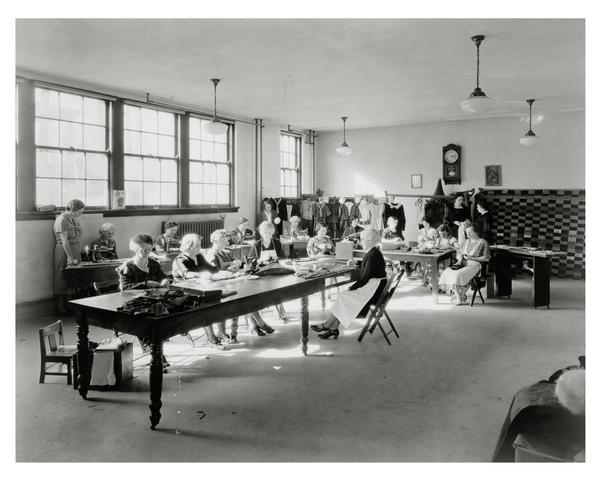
[336,142,352,156]
[460,89,495,114]
[519,131,541,146]
[204,119,228,136]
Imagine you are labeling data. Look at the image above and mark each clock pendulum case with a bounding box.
[442,144,462,185]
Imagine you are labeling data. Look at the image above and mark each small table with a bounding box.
[70,267,356,429]
[490,246,564,309]
[353,248,455,303]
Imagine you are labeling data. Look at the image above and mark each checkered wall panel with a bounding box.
[482,189,585,279]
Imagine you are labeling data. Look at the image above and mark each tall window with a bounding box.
[188,117,231,205]
[123,105,178,206]
[280,133,301,197]
[34,87,109,207]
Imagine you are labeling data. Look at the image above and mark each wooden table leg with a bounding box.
[300,296,309,356]
[533,256,551,308]
[431,259,439,304]
[149,330,164,430]
[75,308,90,400]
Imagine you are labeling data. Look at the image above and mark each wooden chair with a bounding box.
[39,320,78,385]
[470,261,489,306]
[357,270,405,345]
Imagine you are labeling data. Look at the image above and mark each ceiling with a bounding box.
[15,18,585,131]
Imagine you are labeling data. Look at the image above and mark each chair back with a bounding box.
[93,279,121,296]
[39,320,65,357]
[381,270,405,308]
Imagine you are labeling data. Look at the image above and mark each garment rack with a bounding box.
[384,190,453,199]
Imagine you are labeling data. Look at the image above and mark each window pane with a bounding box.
[124,180,142,205]
[290,186,297,198]
[189,161,203,182]
[35,118,60,147]
[161,182,177,205]
[216,185,229,204]
[36,149,62,178]
[59,92,83,122]
[200,141,214,161]
[124,130,141,154]
[124,155,143,180]
[86,180,108,206]
[35,88,59,119]
[204,184,216,204]
[214,143,227,163]
[141,132,158,156]
[83,98,106,126]
[62,178,85,203]
[216,164,229,184]
[84,124,105,150]
[124,105,140,130]
[143,182,160,205]
[189,139,201,160]
[281,185,286,197]
[158,135,175,157]
[212,130,228,143]
[285,170,291,187]
[289,138,297,155]
[62,151,85,179]
[280,170,285,186]
[190,183,203,204]
[36,178,61,206]
[86,153,108,180]
[60,121,83,149]
[161,159,177,182]
[141,108,158,133]
[204,163,216,183]
[158,112,174,135]
[189,117,201,139]
[143,157,161,181]
[280,153,285,168]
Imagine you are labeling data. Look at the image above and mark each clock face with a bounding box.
[444,150,459,164]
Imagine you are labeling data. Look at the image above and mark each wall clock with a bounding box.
[442,144,462,185]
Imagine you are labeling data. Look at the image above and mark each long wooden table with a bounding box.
[70,268,356,429]
[490,245,564,309]
[353,248,455,303]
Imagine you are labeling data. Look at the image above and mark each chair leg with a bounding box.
[66,360,73,385]
[377,321,392,346]
[384,310,400,338]
[321,291,326,311]
[369,312,383,334]
[73,354,79,390]
[470,288,477,306]
[39,362,45,384]
[357,313,374,342]
[478,289,485,304]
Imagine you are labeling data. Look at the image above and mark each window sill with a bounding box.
[16,206,240,221]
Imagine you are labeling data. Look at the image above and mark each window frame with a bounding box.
[33,86,111,209]
[279,131,302,199]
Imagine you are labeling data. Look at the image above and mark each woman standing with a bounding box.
[475,198,494,245]
[53,198,85,313]
[445,195,471,241]
[439,224,490,305]
[257,198,281,237]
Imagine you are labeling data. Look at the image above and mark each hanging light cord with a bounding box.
[211,78,220,120]
[528,100,533,131]
[342,116,348,143]
[475,41,481,89]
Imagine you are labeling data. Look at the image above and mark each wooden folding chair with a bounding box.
[469,261,489,306]
[39,320,78,385]
[357,270,404,345]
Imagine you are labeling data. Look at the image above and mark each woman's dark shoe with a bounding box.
[310,323,327,333]
[262,324,275,334]
[318,329,340,340]
[252,326,266,337]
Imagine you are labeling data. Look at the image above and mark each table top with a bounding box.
[353,248,454,261]
[280,238,309,245]
[66,256,172,270]
[490,245,566,258]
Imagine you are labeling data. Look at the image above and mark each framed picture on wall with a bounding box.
[411,174,422,189]
[485,165,502,186]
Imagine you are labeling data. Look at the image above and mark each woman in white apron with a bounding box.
[310,229,387,339]
[439,224,490,305]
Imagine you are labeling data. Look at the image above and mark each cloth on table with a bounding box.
[117,289,203,316]
[90,351,116,386]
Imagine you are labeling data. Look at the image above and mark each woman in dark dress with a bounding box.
[445,195,471,240]
[117,233,169,290]
[475,197,494,244]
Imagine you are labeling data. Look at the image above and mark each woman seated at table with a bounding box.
[435,223,459,250]
[439,224,490,305]
[53,198,85,314]
[283,215,309,240]
[246,221,284,330]
[230,217,256,245]
[118,233,170,290]
[342,215,364,246]
[310,229,387,339]
[382,216,404,242]
[417,216,439,248]
[206,229,274,340]
[154,220,180,254]
[89,222,117,260]
[171,233,228,349]
[307,223,335,257]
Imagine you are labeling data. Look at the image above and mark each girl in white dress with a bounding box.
[439,224,490,305]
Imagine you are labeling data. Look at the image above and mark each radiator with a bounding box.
[162,218,224,248]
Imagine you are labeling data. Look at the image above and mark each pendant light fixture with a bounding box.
[204,78,229,136]
[520,99,541,146]
[336,116,352,156]
[460,35,495,114]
